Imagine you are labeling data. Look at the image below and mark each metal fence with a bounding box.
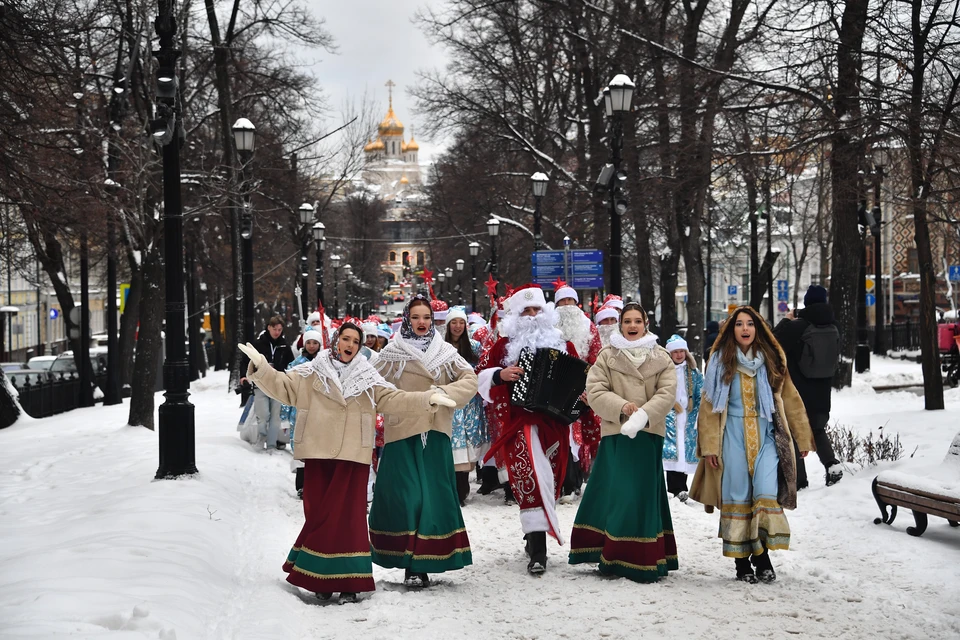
[10,372,85,418]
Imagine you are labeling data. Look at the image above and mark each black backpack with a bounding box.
[797,322,840,379]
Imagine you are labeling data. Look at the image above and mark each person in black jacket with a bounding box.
[239,315,295,450]
[773,285,842,488]
[703,320,720,364]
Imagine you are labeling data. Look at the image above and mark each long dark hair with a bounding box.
[711,306,786,388]
[445,321,477,364]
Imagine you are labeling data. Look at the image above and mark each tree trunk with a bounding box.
[118,265,143,391]
[127,248,165,429]
[211,286,225,370]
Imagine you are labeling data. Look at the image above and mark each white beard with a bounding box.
[555,305,590,360]
[597,323,619,348]
[503,311,566,366]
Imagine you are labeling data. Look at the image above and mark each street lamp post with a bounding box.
[872,147,887,355]
[456,259,464,305]
[331,254,341,318]
[531,173,549,251]
[154,1,197,478]
[469,242,480,311]
[298,203,314,322]
[855,200,875,373]
[233,117,256,351]
[438,271,446,302]
[343,265,353,317]
[487,218,500,282]
[602,74,635,296]
[445,267,454,304]
[313,223,325,309]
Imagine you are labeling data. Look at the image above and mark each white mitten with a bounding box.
[238,342,267,372]
[429,393,457,408]
[620,408,649,439]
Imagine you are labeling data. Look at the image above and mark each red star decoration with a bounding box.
[484,273,499,300]
[591,292,600,316]
[422,268,434,285]
[504,284,515,298]
[552,277,568,291]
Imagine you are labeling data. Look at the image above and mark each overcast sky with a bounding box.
[302,0,449,163]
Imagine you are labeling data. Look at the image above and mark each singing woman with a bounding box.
[569,302,679,583]
[238,323,455,604]
[689,306,814,584]
[371,295,478,588]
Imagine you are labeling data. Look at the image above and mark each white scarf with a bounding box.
[609,332,660,368]
[376,331,473,382]
[289,349,395,403]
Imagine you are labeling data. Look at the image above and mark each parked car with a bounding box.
[1,362,26,373]
[394,294,405,302]
[50,351,107,375]
[27,356,57,371]
[7,369,53,387]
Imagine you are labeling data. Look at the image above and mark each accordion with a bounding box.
[510,347,589,425]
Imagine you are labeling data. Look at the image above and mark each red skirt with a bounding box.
[282,459,376,593]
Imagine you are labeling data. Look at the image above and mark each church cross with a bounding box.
[385,79,396,109]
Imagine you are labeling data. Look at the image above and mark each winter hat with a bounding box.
[804,284,828,306]
[665,334,689,353]
[595,305,620,324]
[306,311,321,325]
[468,312,485,326]
[361,321,378,339]
[430,299,449,322]
[507,284,547,315]
[446,306,468,325]
[706,320,720,334]
[555,285,579,304]
[390,319,402,333]
[602,294,624,310]
[302,329,324,345]
[376,324,393,340]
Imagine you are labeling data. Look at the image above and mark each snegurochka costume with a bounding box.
[244,341,439,598]
[371,296,478,586]
[569,329,679,583]
[662,334,704,498]
[445,307,490,473]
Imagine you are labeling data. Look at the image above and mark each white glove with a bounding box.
[238,342,267,372]
[620,408,649,439]
[429,393,457,408]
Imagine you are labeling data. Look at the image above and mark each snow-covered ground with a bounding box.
[858,354,927,388]
[1,369,959,640]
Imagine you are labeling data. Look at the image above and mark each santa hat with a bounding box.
[361,322,378,339]
[302,329,324,344]
[602,294,624,310]
[365,314,383,325]
[595,305,620,324]
[446,306,468,325]
[305,311,321,325]
[506,284,547,315]
[390,318,402,333]
[555,285,579,304]
[468,312,485,326]
[430,299,449,322]
[377,324,393,340]
[665,334,689,353]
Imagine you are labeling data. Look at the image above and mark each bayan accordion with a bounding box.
[510,347,588,425]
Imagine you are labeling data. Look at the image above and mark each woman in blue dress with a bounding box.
[444,306,489,506]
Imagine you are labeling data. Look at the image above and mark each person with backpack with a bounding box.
[773,285,843,488]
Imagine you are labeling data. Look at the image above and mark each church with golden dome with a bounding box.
[360,80,428,286]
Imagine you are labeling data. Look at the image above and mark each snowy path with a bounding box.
[1,370,958,639]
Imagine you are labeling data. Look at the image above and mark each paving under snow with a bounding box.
[1,365,959,640]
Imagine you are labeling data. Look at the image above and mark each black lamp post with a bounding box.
[872,147,887,355]
[233,117,256,349]
[343,264,353,317]
[456,259,465,305]
[438,271,446,302]
[602,74,635,296]
[445,267,454,304]
[855,199,878,373]
[487,218,500,281]
[331,254,341,318]
[469,242,480,311]
[313,222,325,309]
[154,0,197,479]
[298,203,314,322]
[531,172,549,251]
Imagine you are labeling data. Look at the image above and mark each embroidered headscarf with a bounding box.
[400,295,436,352]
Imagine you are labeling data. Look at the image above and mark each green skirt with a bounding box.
[368,431,473,573]
[569,432,678,583]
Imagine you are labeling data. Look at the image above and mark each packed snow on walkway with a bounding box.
[1,370,958,640]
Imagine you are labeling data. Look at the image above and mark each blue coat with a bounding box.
[663,361,703,467]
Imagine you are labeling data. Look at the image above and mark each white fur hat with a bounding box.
[305,311,321,325]
[468,312,485,326]
[302,329,324,345]
[507,284,547,315]
[446,306,468,325]
[595,305,620,324]
[555,286,578,304]
[602,294,624,310]
[433,309,448,322]
[665,334,689,353]
[361,322,378,338]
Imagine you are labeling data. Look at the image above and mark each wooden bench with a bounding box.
[872,431,960,537]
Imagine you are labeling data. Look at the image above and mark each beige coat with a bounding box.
[376,359,478,444]
[247,361,434,465]
[689,372,815,511]
[587,346,678,439]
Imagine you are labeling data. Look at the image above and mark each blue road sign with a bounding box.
[777,290,789,302]
[571,250,603,263]
[531,251,566,265]
[728,285,737,296]
[776,280,789,292]
[533,264,566,277]
[865,294,876,307]
[950,265,960,282]
[49,308,60,320]
[572,276,605,289]
[572,263,603,276]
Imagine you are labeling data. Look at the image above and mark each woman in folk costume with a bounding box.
[371,295,478,588]
[662,334,704,502]
[444,306,489,506]
[689,306,815,584]
[281,329,324,500]
[569,302,679,583]
[238,324,455,604]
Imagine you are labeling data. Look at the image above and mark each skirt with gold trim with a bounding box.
[369,431,473,573]
[283,458,375,593]
[569,432,678,583]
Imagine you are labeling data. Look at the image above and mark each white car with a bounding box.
[27,356,57,371]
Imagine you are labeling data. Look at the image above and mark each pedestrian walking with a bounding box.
[662,334,704,502]
[239,316,295,450]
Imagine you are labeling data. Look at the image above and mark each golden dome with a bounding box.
[399,173,409,185]
[364,137,385,152]
[378,106,404,137]
[404,135,419,151]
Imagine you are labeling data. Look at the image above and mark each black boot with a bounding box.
[751,551,776,583]
[403,568,430,588]
[477,466,500,495]
[735,557,758,584]
[316,592,333,601]
[338,592,358,605]
[295,467,304,500]
[456,471,470,507]
[526,532,547,575]
[503,482,516,505]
